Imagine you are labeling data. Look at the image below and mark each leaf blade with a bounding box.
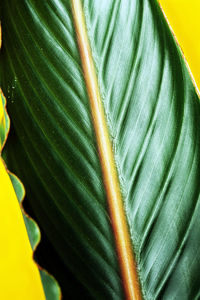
[83,1,200,298]
[1,1,124,298]
[1,0,200,299]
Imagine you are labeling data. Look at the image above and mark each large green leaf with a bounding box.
[1,0,200,299]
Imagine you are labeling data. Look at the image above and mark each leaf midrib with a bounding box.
[71,0,142,299]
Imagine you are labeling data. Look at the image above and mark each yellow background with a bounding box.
[160,0,200,94]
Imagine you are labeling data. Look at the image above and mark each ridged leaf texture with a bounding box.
[1,0,200,299]
[1,70,60,300]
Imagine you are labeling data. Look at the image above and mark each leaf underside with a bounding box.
[1,1,200,299]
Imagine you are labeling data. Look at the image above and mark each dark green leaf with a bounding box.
[1,1,200,299]
[0,88,61,300]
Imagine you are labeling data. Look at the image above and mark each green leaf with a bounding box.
[9,173,61,300]
[1,0,200,299]
[0,92,10,150]
[9,172,61,300]
[1,59,60,300]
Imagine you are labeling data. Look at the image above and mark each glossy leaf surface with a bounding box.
[1,1,200,299]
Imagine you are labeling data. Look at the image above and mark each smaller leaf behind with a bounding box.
[0,90,61,300]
